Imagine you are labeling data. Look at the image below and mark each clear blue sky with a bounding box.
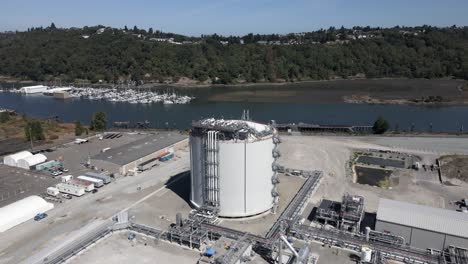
[1,0,468,36]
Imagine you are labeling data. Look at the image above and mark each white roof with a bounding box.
[5,151,33,162]
[0,196,54,232]
[377,199,468,238]
[47,87,72,92]
[19,154,47,166]
[77,175,103,183]
[21,85,48,89]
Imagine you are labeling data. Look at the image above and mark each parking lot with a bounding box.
[45,132,148,176]
[0,164,59,207]
[0,132,156,207]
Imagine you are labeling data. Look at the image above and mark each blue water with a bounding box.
[1,92,467,132]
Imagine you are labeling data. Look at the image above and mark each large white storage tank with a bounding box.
[3,151,33,167]
[17,154,47,170]
[190,118,280,217]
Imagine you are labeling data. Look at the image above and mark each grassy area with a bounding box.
[0,114,75,142]
[377,177,391,189]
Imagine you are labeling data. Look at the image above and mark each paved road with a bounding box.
[0,151,190,264]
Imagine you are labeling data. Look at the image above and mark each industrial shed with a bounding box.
[90,132,187,175]
[19,85,48,94]
[375,199,468,250]
[0,195,54,232]
[3,151,33,167]
[17,154,47,170]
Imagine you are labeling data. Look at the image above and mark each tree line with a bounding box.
[0,25,467,84]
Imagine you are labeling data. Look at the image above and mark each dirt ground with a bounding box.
[439,155,468,183]
[278,135,468,212]
[69,232,201,264]
[205,79,468,104]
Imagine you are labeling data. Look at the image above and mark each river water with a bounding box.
[0,84,467,132]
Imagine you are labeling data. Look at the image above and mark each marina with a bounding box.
[68,87,194,104]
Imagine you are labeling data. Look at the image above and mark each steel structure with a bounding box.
[36,166,468,264]
[339,194,365,232]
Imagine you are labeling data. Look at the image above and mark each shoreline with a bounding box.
[2,78,467,106]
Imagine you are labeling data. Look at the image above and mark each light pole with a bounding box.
[29,125,33,151]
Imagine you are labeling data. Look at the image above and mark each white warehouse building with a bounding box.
[19,85,48,94]
[3,151,33,167]
[0,195,54,232]
[190,118,280,218]
[17,154,47,170]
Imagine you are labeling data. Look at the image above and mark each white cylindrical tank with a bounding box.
[190,119,278,218]
[361,246,373,263]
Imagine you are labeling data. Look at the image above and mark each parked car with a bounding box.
[127,233,136,240]
[62,194,72,199]
[34,213,48,221]
[91,189,98,194]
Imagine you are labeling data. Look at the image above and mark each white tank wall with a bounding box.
[244,138,275,215]
[190,132,275,217]
[190,135,204,208]
[218,140,247,217]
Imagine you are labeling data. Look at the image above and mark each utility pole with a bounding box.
[29,126,34,151]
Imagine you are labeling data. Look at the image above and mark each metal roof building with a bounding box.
[375,198,468,250]
[90,132,187,175]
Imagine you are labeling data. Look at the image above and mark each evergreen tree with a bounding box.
[0,112,11,123]
[372,117,390,134]
[24,120,45,141]
[90,112,107,131]
[75,120,85,136]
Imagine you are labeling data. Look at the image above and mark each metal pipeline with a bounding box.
[280,235,299,258]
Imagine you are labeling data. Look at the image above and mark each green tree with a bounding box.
[0,112,11,123]
[50,22,56,30]
[90,112,107,131]
[25,121,45,141]
[372,116,390,134]
[75,120,85,136]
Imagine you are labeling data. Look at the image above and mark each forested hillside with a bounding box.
[0,25,467,84]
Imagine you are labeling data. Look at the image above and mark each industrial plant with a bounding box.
[1,117,468,264]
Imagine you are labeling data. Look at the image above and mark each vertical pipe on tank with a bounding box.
[205,131,210,204]
[214,131,219,205]
[208,131,213,204]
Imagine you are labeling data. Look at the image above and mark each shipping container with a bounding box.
[69,179,94,192]
[137,158,159,171]
[77,176,104,188]
[35,160,63,171]
[56,183,85,196]
[159,152,174,162]
[85,172,111,184]
[46,187,60,197]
